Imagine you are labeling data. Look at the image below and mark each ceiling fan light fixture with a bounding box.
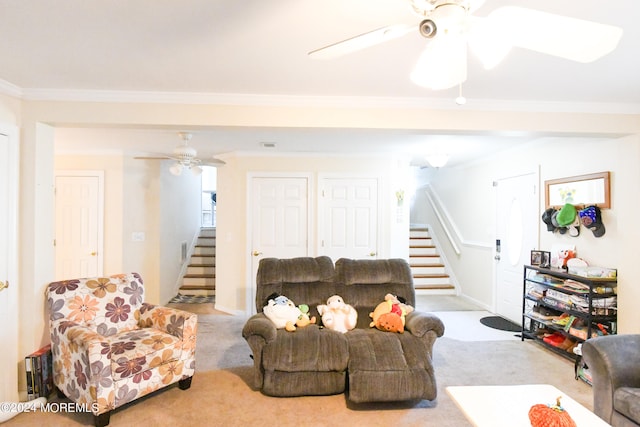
[431,3,466,34]
[467,18,512,69]
[411,35,467,90]
[426,154,449,168]
[169,163,183,176]
[191,165,203,176]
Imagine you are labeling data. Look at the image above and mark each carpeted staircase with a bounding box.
[178,227,216,296]
[409,227,454,292]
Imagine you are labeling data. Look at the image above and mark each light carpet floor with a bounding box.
[4,299,594,427]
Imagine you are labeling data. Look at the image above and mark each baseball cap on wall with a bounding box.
[579,205,606,238]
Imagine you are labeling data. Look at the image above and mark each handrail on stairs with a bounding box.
[424,186,461,256]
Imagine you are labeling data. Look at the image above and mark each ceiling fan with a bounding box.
[308,0,623,90]
[134,132,225,176]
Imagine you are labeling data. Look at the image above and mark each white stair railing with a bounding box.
[424,186,461,256]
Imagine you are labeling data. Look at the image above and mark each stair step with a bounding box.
[184,273,215,279]
[413,273,449,278]
[411,265,445,274]
[409,251,440,265]
[199,227,216,236]
[187,266,215,275]
[414,284,456,290]
[178,285,215,297]
[183,275,215,285]
[194,246,215,255]
[410,230,430,238]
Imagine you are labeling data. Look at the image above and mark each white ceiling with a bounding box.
[2,0,639,166]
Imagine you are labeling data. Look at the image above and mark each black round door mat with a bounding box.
[479,316,521,332]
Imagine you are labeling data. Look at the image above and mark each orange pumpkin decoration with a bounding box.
[528,396,577,427]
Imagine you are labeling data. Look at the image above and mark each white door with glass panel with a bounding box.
[495,172,538,324]
[55,172,104,280]
[319,177,378,260]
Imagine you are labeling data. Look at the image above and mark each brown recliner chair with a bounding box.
[241,256,445,403]
[582,335,640,427]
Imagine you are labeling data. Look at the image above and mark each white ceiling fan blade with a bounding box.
[202,158,226,166]
[487,6,623,63]
[308,24,414,59]
[411,35,467,90]
[134,155,172,160]
[467,16,512,70]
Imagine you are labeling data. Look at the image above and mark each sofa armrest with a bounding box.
[583,334,640,424]
[241,313,279,390]
[404,311,445,338]
[242,313,278,343]
[137,303,197,340]
[52,321,112,414]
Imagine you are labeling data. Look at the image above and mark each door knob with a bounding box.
[369,252,376,257]
[91,252,97,256]
[252,251,263,257]
[0,280,8,292]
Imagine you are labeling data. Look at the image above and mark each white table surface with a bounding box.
[446,384,610,427]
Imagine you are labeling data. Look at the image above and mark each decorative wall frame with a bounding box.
[530,250,543,266]
[530,250,551,268]
[544,171,610,209]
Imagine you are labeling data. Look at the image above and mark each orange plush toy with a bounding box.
[369,293,414,333]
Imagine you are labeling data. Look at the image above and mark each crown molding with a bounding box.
[0,79,23,98]
[0,82,638,115]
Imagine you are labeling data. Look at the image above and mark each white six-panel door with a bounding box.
[319,177,378,261]
[249,176,310,311]
[54,172,104,280]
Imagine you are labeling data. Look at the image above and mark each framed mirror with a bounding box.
[545,171,610,209]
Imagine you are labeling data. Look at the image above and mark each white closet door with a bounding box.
[320,177,379,261]
[0,131,19,402]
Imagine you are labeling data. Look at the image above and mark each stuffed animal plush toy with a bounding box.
[557,249,576,270]
[375,312,405,333]
[296,304,315,328]
[263,294,316,332]
[369,293,414,333]
[317,295,357,333]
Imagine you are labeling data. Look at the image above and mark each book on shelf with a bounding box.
[24,344,53,400]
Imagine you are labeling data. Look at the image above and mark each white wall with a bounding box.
[412,135,640,333]
[158,161,202,304]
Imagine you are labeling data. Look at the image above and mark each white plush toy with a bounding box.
[317,295,357,333]
[263,295,314,332]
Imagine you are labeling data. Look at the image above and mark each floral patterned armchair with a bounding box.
[46,273,197,427]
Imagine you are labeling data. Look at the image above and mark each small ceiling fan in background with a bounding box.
[134,132,225,176]
[308,0,623,90]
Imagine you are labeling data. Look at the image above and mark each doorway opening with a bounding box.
[201,166,217,227]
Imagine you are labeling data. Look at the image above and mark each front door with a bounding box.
[495,172,538,324]
[249,176,310,311]
[319,177,379,260]
[54,172,104,279]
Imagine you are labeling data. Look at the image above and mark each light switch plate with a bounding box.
[132,232,145,242]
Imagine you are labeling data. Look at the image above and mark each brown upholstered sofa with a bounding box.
[582,335,640,427]
[241,256,445,403]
